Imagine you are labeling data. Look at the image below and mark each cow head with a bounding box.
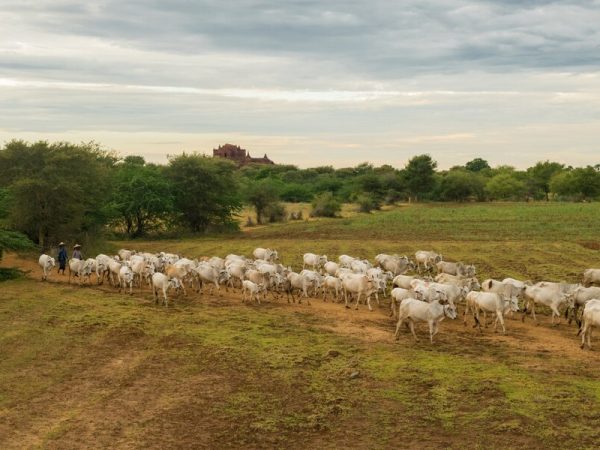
[443,303,458,319]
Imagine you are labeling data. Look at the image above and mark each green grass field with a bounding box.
[1,202,600,449]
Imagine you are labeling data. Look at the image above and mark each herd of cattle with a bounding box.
[37,249,600,349]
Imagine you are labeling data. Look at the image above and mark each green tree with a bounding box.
[166,153,241,232]
[527,161,564,201]
[0,188,34,260]
[111,158,174,237]
[403,154,437,202]
[550,167,600,200]
[244,179,282,224]
[465,158,491,172]
[439,170,485,201]
[0,140,115,247]
[485,173,527,200]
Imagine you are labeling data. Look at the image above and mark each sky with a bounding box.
[1,0,599,169]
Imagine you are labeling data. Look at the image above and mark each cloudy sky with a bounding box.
[1,0,599,168]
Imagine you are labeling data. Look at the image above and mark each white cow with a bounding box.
[393,275,420,290]
[194,264,230,295]
[68,258,93,285]
[303,253,327,271]
[464,291,519,334]
[502,278,532,291]
[375,254,413,276]
[118,249,135,261]
[322,275,343,302]
[395,298,457,343]
[107,259,122,287]
[342,274,375,310]
[567,286,600,325]
[130,258,155,291]
[435,273,481,291]
[38,254,55,281]
[287,272,313,303]
[242,280,265,304]
[390,287,414,320]
[436,261,475,277]
[324,261,340,276]
[523,282,578,325]
[583,269,600,287]
[350,259,371,274]
[579,299,600,350]
[415,250,442,273]
[152,272,181,306]
[253,247,279,262]
[95,254,113,285]
[118,265,135,295]
[338,255,357,268]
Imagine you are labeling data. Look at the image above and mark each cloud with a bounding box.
[0,0,599,167]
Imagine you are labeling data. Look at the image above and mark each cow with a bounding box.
[435,273,481,291]
[242,280,266,304]
[338,254,357,268]
[38,254,55,281]
[303,253,327,271]
[523,282,578,326]
[253,247,279,262]
[464,291,519,334]
[68,258,93,285]
[322,275,343,302]
[567,286,600,326]
[415,251,442,273]
[342,274,375,310]
[287,272,313,303]
[95,254,113,285]
[579,299,600,350]
[390,287,414,320]
[395,298,457,343]
[324,261,340,276]
[152,272,182,306]
[436,261,475,277]
[583,269,600,287]
[375,254,413,276]
[118,264,135,295]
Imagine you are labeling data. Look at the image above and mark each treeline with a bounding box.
[0,140,599,247]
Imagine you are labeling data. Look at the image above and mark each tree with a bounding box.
[244,179,281,224]
[111,158,174,237]
[439,170,484,201]
[550,167,600,200]
[0,188,34,260]
[465,158,491,172]
[527,161,564,201]
[403,154,437,202]
[485,173,527,200]
[0,140,115,247]
[166,153,241,232]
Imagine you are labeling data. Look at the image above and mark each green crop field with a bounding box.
[1,202,600,449]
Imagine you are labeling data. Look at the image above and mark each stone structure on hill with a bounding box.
[212,143,275,166]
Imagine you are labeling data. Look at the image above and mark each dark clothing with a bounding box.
[72,249,83,260]
[58,247,67,271]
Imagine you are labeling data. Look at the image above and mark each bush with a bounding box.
[311,192,341,217]
[356,194,381,213]
[264,202,287,223]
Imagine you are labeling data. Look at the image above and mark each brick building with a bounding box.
[212,144,275,166]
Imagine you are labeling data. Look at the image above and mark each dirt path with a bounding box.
[5,253,596,368]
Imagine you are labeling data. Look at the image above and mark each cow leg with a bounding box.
[408,319,418,342]
[366,294,372,311]
[531,303,538,324]
[355,292,361,310]
[551,306,561,326]
[580,321,588,349]
[497,312,506,334]
[395,317,404,340]
[344,288,350,309]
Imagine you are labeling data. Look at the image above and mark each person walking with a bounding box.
[57,242,68,275]
[72,244,83,260]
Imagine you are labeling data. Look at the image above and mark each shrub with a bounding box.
[356,194,381,213]
[311,192,341,217]
[264,202,287,223]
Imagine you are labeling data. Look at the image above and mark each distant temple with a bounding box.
[212,143,275,166]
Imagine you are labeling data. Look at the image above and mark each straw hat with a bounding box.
[74,244,82,249]
[59,242,65,246]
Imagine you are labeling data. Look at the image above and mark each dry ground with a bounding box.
[2,250,600,449]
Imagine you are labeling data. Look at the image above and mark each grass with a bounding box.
[2,201,600,448]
